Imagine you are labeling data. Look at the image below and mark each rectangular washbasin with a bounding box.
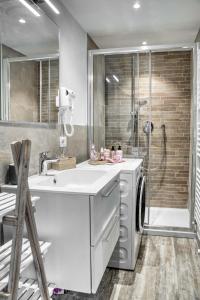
[36,169,108,188]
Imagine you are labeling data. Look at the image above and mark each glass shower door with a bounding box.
[136,51,152,226]
[147,50,192,229]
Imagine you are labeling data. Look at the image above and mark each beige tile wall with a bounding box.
[105,51,192,208]
[149,51,192,208]
[10,61,40,122]
[40,59,59,123]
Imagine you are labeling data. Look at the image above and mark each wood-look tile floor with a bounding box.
[53,236,200,300]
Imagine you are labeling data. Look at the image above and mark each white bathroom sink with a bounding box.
[37,169,107,187]
[28,168,120,195]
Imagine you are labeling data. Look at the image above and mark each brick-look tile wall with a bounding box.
[10,61,40,122]
[105,54,135,149]
[93,55,106,149]
[40,59,59,123]
[105,51,192,208]
[149,51,191,208]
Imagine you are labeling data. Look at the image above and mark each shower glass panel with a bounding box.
[104,54,135,151]
[136,52,152,225]
[148,50,192,228]
[102,53,150,154]
[93,52,151,223]
[91,47,193,231]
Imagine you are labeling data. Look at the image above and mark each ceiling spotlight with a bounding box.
[133,2,141,9]
[44,0,60,14]
[142,41,147,45]
[106,77,110,83]
[19,18,26,24]
[18,0,40,17]
[113,75,119,83]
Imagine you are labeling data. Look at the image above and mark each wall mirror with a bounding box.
[0,0,59,124]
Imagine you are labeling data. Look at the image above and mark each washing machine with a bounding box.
[109,160,146,270]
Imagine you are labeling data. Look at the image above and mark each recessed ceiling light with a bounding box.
[142,41,147,45]
[19,18,26,24]
[182,46,189,49]
[133,2,141,9]
[44,0,60,14]
[18,0,40,17]
[106,77,110,83]
[113,75,119,82]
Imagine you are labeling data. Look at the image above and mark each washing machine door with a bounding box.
[136,175,146,233]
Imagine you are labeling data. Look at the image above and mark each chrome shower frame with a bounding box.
[88,43,197,238]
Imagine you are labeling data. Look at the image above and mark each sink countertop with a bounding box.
[77,158,143,173]
[28,168,120,195]
[1,158,143,196]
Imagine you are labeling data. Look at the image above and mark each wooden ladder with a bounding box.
[0,140,50,300]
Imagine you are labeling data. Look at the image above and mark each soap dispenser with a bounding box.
[111,146,116,160]
[90,144,98,161]
[116,146,123,161]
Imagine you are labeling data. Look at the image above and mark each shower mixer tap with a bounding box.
[143,121,154,135]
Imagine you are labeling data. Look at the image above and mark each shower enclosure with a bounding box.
[88,44,197,236]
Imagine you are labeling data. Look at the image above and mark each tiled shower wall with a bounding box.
[105,54,134,149]
[2,44,59,123]
[10,61,40,122]
[10,59,59,123]
[149,51,191,208]
[105,51,192,208]
[40,59,59,123]
[93,55,105,150]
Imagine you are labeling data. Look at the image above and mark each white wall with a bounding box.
[44,1,88,126]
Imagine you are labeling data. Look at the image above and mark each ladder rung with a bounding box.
[3,207,36,227]
[0,239,51,292]
[0,193,39,222]
[3,215,18,227]
[0,279,55,300]
[18,279,55,300]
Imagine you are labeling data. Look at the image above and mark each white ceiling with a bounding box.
[61,0,200,48]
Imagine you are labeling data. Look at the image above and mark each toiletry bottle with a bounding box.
[104,148,110,161]
[100,147,104,160]
[111,146,115,160]
[90,144,98,161]
[116,146,123,161]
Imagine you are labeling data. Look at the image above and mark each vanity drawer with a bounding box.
[91,206,120,293]
[90,175,120,246]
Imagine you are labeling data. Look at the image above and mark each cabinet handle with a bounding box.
[102,180,119,198]
[103,215,119,242]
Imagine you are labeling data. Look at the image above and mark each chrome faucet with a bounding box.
[39,152,49,175]
[42,159,59,176]
[39,152,58,175]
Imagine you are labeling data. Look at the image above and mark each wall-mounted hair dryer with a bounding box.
[57,87,76,138]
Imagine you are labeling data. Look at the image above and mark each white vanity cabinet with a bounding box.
[9,174,120,294]
[90,178,120,292]
[2,158,143,293]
